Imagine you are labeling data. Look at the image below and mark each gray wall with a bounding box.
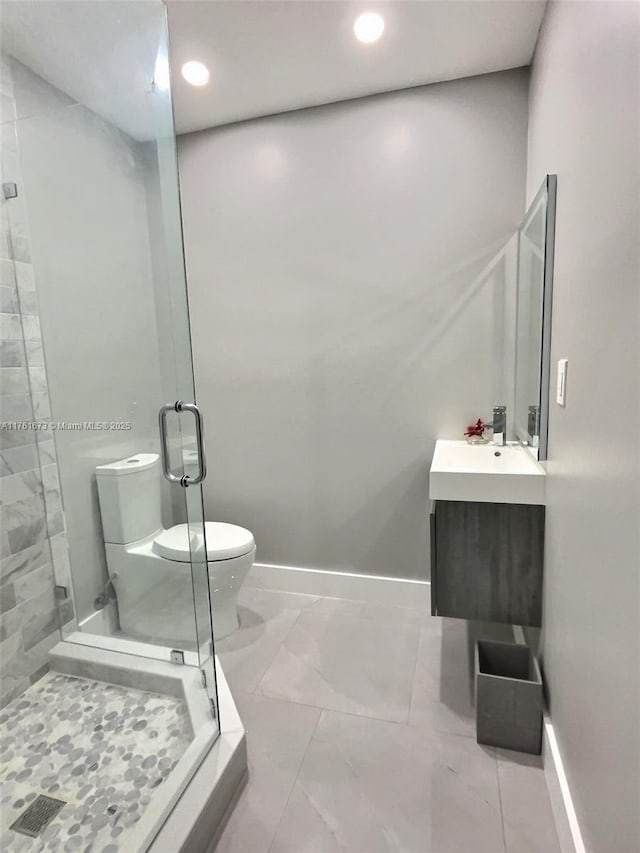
[178,69,528,580]
[527,3,640,851]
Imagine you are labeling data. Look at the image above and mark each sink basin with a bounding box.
[429,440,545,505]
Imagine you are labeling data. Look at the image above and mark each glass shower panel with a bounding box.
[0,116,66,706]
[0,1,218,706]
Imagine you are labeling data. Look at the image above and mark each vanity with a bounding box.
[429,440,546,627]
[428,176,556,629]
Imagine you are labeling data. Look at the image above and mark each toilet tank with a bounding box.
[96,453,162,544]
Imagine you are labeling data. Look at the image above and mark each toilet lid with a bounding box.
[153,522,255,562]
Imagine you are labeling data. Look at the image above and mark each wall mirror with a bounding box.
[514,174,557,460]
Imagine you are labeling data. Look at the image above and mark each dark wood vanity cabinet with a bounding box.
[430,500,545,627]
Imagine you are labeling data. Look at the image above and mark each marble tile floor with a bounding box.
[0,672,191,852]
[215,585,561,853]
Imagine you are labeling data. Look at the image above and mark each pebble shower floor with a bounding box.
[0,672,192,852]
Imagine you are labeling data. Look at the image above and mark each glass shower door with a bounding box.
[149,27,219,715]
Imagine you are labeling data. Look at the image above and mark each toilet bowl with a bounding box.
[96,453,255,643]
[153,521,255,639]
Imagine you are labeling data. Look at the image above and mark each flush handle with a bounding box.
[158,402,207,487]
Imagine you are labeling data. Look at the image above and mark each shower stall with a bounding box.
[0,2,244,849]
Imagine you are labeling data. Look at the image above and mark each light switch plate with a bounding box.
[556,359,568,406]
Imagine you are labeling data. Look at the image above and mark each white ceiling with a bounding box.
[1,1,546,140]
[167,0,546,134]
[0,0,165,140]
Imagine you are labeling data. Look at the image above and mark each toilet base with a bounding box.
[209,547,255,640]
[211,603,239,640]
[105,537,255,647]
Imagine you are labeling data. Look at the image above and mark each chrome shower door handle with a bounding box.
[158,402,207,487]
[158,403,183,485]
[179,402,207,485]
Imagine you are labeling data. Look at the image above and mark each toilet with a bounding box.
[95,453,255,642]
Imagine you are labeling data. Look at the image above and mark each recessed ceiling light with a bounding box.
[354,12,385,44]
[181,60,210,87]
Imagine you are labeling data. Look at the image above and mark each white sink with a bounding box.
[429,440,546,505]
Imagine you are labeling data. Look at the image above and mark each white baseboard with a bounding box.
[512,626,586,853]
[249,561,430,609]
[542,715,587,853]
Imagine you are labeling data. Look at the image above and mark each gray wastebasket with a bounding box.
[475,640,543,755]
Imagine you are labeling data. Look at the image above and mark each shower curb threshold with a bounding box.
[49,642,247,853]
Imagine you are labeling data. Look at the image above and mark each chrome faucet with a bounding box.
[486,405,507,446]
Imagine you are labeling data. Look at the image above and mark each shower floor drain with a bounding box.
[10,795,66,837]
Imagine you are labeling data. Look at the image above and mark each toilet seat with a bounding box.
[153,521,255,563]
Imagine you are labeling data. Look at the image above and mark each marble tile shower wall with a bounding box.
[0,56,75,708]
